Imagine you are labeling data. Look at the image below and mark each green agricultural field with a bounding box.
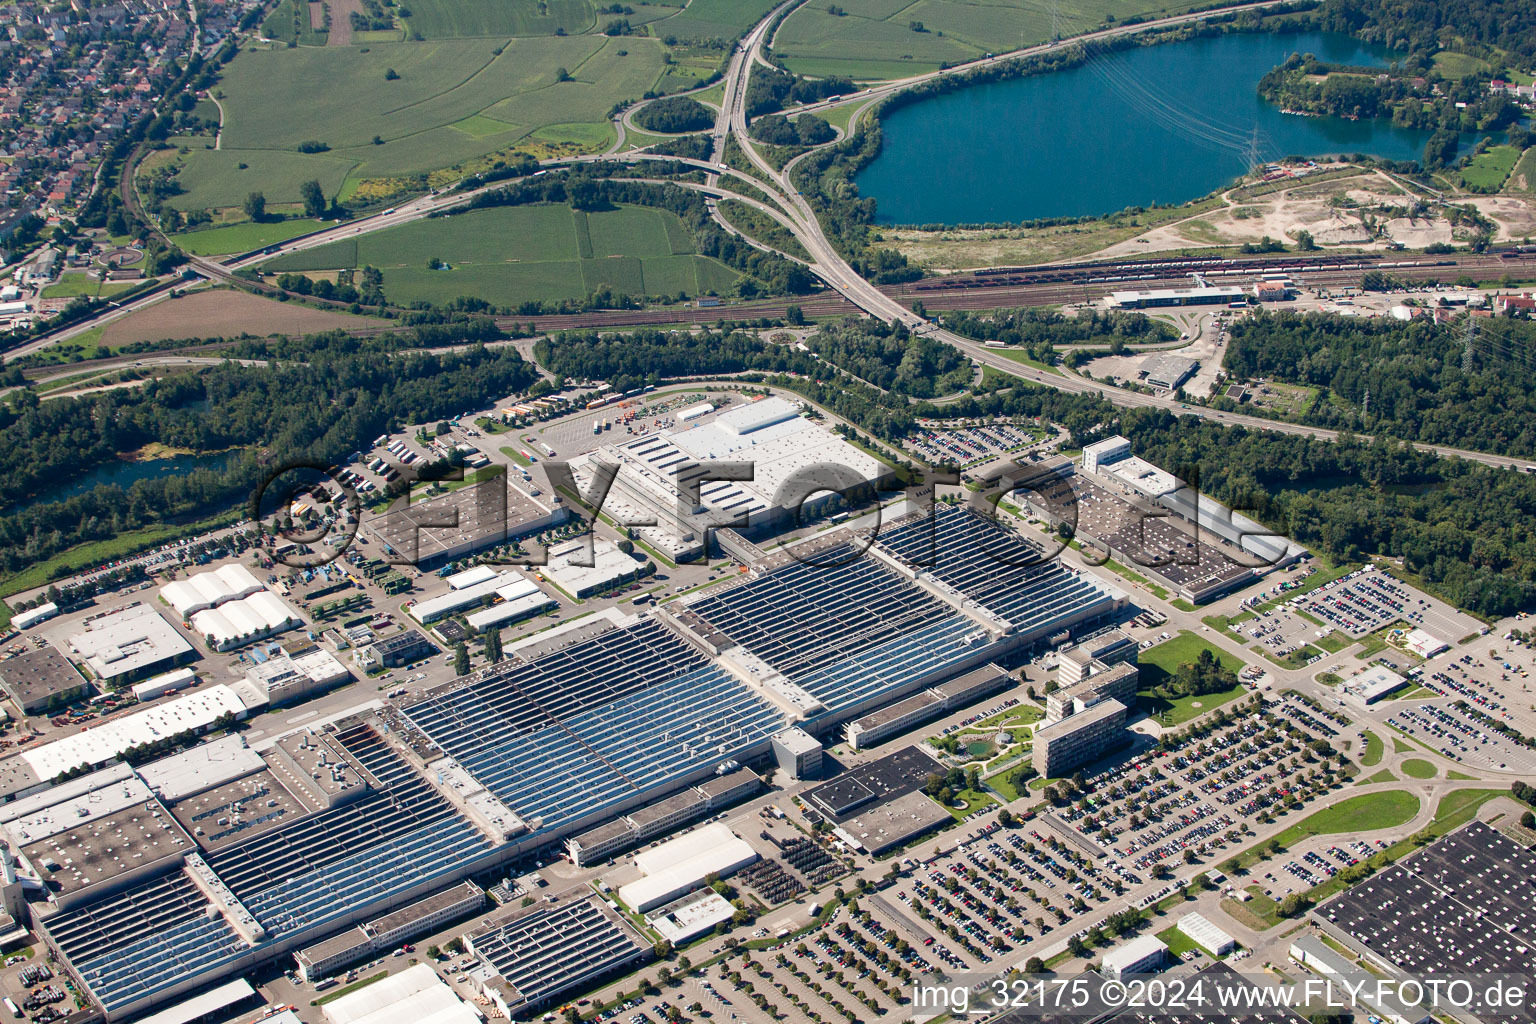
[263,203,740,305]
[771,0,1208,77]
[658,0,779,42]
[262,0,329,46]
[170,218,332,256]
[185,35,670,201]
[404,0,596,38]
[1460,145,1521,191]
[161,149,356,213]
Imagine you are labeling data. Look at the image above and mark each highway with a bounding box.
[10,0,1535,477]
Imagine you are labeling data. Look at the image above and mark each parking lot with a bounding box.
[1384,700,1536,774]
[1295,566,1481,643]
[1049,691,1356,878]
[903,421,1048,468]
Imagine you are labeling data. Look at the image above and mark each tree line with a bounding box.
[1217,311,1536,458]
[0,340,540,579]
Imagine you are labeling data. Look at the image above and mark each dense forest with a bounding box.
[0,339,540,578]
[750,113,836,147]
[806,323,971,398]
[744,67,855,119]
[1317,0,1536,60]
[633,96,714,134]
[941,308,1175,366]
[534,319,969,398]
[1216,311,1536,457]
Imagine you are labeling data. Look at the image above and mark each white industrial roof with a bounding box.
[160,564,264,616]
[622,822,758,911]
[677,402,714,422]
[543,540,638,597]
[1102,933,1169,972]
[134,734,265,802]
[410,571,531,623]
[445,564,499,590]
[1178,911,1235,953]
[68,605,194,681]
[322,963,479,1024]
[1345,666,1406,702]
[132,979,257,1024]
[2,773,155,846]
[1106,456,1179,498]
[1405,629,1448,658]
[190,591,300,647]
[465,591,556,632]
[19,684,254,780]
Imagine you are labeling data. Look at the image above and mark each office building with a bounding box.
[1032,697,1128,778]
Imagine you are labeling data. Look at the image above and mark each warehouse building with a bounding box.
[295,881,485,982]
[1032,697,1128,778]
[365,475,570,570]
[831,790,950,855]
[1316,820,1536,1003]
[17,683,258,781]
[806,746,946,821]
[567,397,889,562]
[190,590,303,652]
[844,664,1010,750]
[564,766,760,866]
[1101,934,1168,980]
[1288,935,1432,1024]
[1342,666,1407,705]
[543,538,646,600]
[0,646,91,714]
[646,888,736,944]
[617,822,759,912]
[463,890,652,1018]
[320,963,480,1024]
[1139,354,1199,391]
[67,604,196,686]
[11,602,58,631]
[246,643,351,705]
[159,564,265,618]
[1178,911,1236,956]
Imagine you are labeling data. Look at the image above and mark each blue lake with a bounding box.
[854,31,1436,224]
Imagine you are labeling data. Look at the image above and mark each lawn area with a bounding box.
[1156,923,1215,960]
[771,0,1213,78]
[1353,768,1396,786]
[1136,630,1250,726]
[1390,733,1414,754]
[1360,729,1384,767]
[39,274,143,300]
[987,347,1062,375]
[315,971,388,1005]
[1431,50,1489,77]
[1460,145,1521,192]
[170,218,331,256]
[1400,758,1437,779]
[263,203,740,305]
[1446,769,1477,780]
[945,787,997,821]
[1268,791,1421,849]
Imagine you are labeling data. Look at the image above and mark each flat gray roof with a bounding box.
[0,647,90,709]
